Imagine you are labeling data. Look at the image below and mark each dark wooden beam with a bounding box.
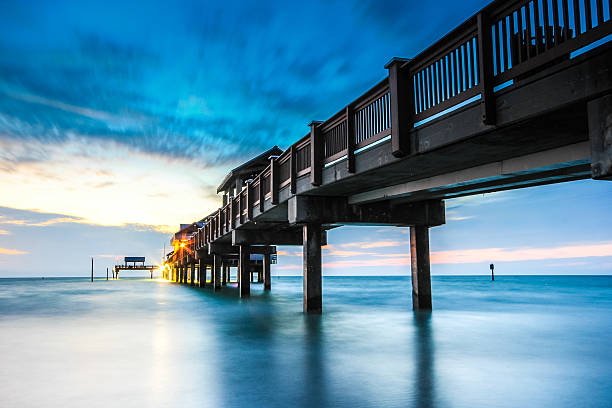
[288,195,445,226]
[303,223,322,314]
[271,157,279,205]
[386,57,412,157]
[239,245,250,298]
[589,94,612,180]
[411,225,432,310]
[477,11,496,125]
[346,106,356,172]
[309,121,323,186]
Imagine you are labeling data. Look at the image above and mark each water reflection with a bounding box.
[303,315,327,407]
[1,277,611,408]
[413,311,436,408]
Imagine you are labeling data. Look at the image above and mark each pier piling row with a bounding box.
[164,0,612,313]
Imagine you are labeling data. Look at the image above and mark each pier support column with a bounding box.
[182,264,187,284]
[589,94,612,180]
[190,262,195,286]
[257,270,263,283]
[239,245,250,298]
[303,223,322,314]
[199,259,205,288]
[213,254,222,291]
[410,226,432,310]
[222,264,227,285]
[263,253,271,291]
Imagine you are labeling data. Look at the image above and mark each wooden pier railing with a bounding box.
[177,0,612,254]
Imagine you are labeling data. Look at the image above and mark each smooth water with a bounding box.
[0,276,611,408]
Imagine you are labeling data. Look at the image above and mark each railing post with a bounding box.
[290,145,297,194]
[217,210,221,237]
[246,181,253,221]
[271,157,279,205]
[345,106,355,173]
[259,176,265,212]
[477,12,496,125]
[309,121,323,186]
[385,57,412,157]
[229,199,234,230]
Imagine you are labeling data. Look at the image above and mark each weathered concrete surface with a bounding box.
[239,245,250,298]
[411,226,432,310]
[303,224,322,314]
[589,94,612,180]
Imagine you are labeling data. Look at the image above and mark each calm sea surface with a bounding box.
[0,276,611,408]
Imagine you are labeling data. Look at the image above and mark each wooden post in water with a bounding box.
[303,223,322,314]
[263,253,271,291]
[213,254,222,291]
[490,264,495,281]
[410,226,432,310]
[91,258,93,282]
[239,245,250,298]
[106,267,108,281]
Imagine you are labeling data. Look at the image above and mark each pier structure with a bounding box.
[165,0,612,313]
[113,257,159,279]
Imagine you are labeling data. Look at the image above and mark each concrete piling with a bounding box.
[239,245,250,298]
[213,254,222,291]
[303,223,322,314]
[263,253,271,291]
[410,226,432,310]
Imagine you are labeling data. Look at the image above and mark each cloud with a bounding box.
[315,242,612,269]
[0,248,26,255]
[430,242,612,264]
[0,207,176,234]
[274,264,301,270]
[339,240,404,249]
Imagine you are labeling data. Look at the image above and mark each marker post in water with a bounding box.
[490,263,494,281]
[91,258,94,282]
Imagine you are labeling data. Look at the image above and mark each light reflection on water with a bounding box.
[0,276,611,408]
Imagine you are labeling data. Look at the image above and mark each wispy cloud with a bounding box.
[274,264,302,270]
[0,248,26,255]
[315,242,612,269]
[0,229,10,235]
[430,242,612,264]
[339,240,404,249]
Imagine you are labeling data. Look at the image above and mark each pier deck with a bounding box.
[165,0,612,313]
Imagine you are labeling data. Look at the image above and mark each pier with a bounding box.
[165,0,612,313]
[114,257,159,279]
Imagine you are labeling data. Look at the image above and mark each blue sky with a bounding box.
[0,0,611,277]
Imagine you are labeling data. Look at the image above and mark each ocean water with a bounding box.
[0,276,611,408]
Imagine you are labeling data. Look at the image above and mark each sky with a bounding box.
[0,0,611,277]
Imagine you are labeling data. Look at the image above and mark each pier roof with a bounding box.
[216,146,283,194]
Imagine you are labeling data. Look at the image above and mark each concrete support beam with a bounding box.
[199,260,205,288]
[410,226,432,310]
[213,254,222,291]
[239,245,250,298]
[233,229,300,246]
[190,262,195,286]
[263,253,271,291]
[222,264,227,285]
[182,265,187,284]
[303,223,322,314]
[589,94,612,180]
[233,229,325,246]
[289,195,445,227]
[208,243,238,255]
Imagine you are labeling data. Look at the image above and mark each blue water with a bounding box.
[0,276,611,408]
